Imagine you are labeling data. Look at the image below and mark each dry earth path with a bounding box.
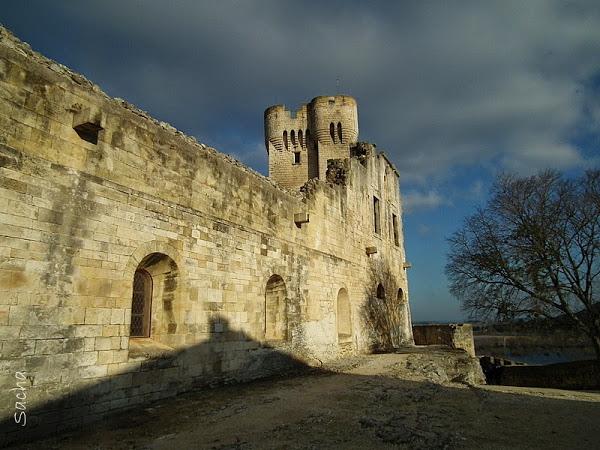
[15,351,600,449]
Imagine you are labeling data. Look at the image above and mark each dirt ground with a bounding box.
[16,351,600,450]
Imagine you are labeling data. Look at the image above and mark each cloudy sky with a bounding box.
[2,1,599,321]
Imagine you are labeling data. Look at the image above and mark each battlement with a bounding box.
[264,104,306,120]
[265,95,360,189]
[309,94,357,108]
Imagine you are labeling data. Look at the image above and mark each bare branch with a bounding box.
[446,170,600,359]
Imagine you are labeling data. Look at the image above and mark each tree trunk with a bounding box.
[592,335,600,361]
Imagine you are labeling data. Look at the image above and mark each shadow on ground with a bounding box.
[6,352,600,450]
[0,315,315,448]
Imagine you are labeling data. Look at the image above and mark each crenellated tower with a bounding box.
[265,95,359,189]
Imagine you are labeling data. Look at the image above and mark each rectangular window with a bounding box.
[373,196,380,234]
[392,213,399,246]
[294,151,301,164]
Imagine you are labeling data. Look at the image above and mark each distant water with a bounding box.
[474,335,596,365]
[505,351,593,365]
[478,348,595,365]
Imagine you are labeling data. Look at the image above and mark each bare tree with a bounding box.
[446,170,600,359]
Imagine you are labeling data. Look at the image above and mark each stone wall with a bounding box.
[413,324,476,357]
[492,360,600,390]
[0,26,412,445]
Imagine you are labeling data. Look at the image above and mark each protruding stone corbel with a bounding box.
[403,261,412,269]
[294,212,309,228]
[72,105,105,144]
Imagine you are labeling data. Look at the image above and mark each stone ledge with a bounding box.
[128,338,175,360]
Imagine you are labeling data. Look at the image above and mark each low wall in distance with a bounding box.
[413,324,476,357]
[492,360,600,390]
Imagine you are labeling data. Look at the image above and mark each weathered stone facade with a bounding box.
[0,26,412,444]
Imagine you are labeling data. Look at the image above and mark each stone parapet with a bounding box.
[413,324,476,357]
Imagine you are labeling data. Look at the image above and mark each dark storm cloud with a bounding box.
[4,1,599,192]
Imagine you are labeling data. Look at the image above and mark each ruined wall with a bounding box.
[413,324,476,357]
[0,26,412,444]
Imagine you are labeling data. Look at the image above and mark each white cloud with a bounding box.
[502,139,584,174]
[15,0,600,181]
[403,190,448,213]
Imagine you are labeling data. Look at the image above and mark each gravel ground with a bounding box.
[15,351,600,450]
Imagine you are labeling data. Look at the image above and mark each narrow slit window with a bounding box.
[291,130,296,147]
[298,130,303,147]
[294,151,301,164]
[337,122,343,143]
[330,122,336,143]
[392,214,399,246]
[373,196,381,234]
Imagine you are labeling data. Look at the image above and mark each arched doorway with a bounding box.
[337,288,352,343]
[129,252,178,340]
[376,283,385,300]
[265,275,287,341]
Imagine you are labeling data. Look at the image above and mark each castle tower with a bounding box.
[265,95,359,189]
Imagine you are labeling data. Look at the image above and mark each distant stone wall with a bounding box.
[493,360,600,390]
[413,324,476,357]
[0,26,412,445]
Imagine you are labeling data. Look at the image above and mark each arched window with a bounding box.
[131,269,152,337]
[265,275,287,341]
[298,130,303,147]
[283,130,288,149]
[337,288,352,342]
[129,252,179,342]
[376,283,385,300]
[330,122,336,143]
[291,130,296,147]
[397,288,404,303]
[337,122,343,143]
[306,129,311,146]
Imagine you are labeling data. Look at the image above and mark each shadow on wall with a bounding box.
[361,258,409,352]
[0,316,311,448]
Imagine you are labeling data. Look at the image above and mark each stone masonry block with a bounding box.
[73,351,98,367]
[94,337,114,351]
[110,308,124,325]
[85,308,112,325]
[79,364,108,379]
[97,350,114,364]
